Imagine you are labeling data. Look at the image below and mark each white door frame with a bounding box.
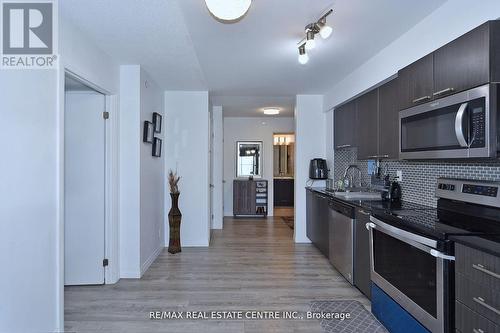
[57,68,120,328]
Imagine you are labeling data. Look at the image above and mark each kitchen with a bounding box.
[307,20,500,333]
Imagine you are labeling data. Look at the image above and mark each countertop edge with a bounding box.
[450,235,500,257]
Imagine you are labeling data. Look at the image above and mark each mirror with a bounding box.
[236,141,262,178]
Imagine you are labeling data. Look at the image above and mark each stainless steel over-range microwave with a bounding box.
[399,84,499,159]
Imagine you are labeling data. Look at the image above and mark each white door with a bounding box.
[64,92,106,285]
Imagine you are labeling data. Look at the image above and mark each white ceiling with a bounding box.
[212,95,295,117]
[60,0,447,117]
[59,0,207,91]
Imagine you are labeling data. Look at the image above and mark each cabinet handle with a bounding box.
[473,329,485,333]
[358,210,370,216]
[472,264,500,280]
[369,154,390,159]
[433,87,454,97]
[473,297,500,316]
[336,144,351,149]
[412,96,431,104]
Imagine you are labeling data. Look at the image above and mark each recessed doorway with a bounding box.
[64,74,107,285]
[273,133,295,230]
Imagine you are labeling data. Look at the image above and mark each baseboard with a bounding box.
[120,270,141,279]
[141,245,163,276]
[294,236,312,243]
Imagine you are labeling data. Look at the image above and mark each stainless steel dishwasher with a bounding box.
[328,199,355,284]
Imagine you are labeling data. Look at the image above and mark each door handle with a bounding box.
[455,102,469,148]
[358,210,370,216]
[429,249,455,261]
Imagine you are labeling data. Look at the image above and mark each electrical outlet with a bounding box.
[396,170,403,182]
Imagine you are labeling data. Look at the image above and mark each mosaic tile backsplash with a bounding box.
[332,148,500,207]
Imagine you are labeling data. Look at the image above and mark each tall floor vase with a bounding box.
[168,192,182,254]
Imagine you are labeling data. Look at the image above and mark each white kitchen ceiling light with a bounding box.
[263,108,280,115]
[205,0,252,21]
[298,45,309,65]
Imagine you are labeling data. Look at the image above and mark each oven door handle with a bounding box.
[430,249,455,261]
[369,216,437,248]
[368,216,455,261]
[455,102,469,148]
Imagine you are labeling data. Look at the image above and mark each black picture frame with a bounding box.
[153,112,162,133]
[143,121,154,143]
[152,137,162,157]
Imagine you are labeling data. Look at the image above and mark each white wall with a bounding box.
[0,71,59,333]
[139,70,165,275]
[295,95,325,243]
[223,117,295,217]
[212,106,224,229]
[60,16,120,93]
[120,66,165,277]
[324,0,500,111]
[164,91,210,246]
[119,66,142,278]
[0,15,122,333]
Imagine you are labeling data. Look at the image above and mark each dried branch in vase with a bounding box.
[168,169,180,194]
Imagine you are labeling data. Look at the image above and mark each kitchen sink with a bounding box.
[334,191,382,200]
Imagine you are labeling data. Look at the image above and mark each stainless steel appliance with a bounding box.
[309,158,328,179]
[329,199,354,284]
[399,84,498,159]
[367,178,500,333]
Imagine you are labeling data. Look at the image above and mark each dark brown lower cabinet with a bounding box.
[274,178,294,206]
[454,243,500,332]
[233,180,268,216]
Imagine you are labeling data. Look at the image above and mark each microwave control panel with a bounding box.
[469,103,485,148]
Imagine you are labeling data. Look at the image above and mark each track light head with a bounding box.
[305,30,316,50]
[298,44,309,65]
[318,20,333,39]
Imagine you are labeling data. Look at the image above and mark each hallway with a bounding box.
[65,217,368,333]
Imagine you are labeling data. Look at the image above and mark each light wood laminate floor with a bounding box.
[65,217,369,333]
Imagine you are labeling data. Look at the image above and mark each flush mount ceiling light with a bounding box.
[263,108,280,115]
[297,9,333,65]
[205,0,252,22]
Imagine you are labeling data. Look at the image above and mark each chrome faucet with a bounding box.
[342,164,362,189]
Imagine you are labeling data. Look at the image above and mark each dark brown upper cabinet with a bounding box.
[334,100,357,149]
[356,89,379,160]
[399,20,500,109]
[398,54,434,110]
[378,79,400,159]
[434,21,500,98]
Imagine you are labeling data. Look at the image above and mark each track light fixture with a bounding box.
[297,9,333,64]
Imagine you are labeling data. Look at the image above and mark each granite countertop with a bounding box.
[306,187,434,212]
[450,235,500,257]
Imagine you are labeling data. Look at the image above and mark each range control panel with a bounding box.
[462,184,498,197]
[438,183,456,191]
[436,178,500,208]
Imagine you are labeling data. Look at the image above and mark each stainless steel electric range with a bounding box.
[367,178,500,333]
